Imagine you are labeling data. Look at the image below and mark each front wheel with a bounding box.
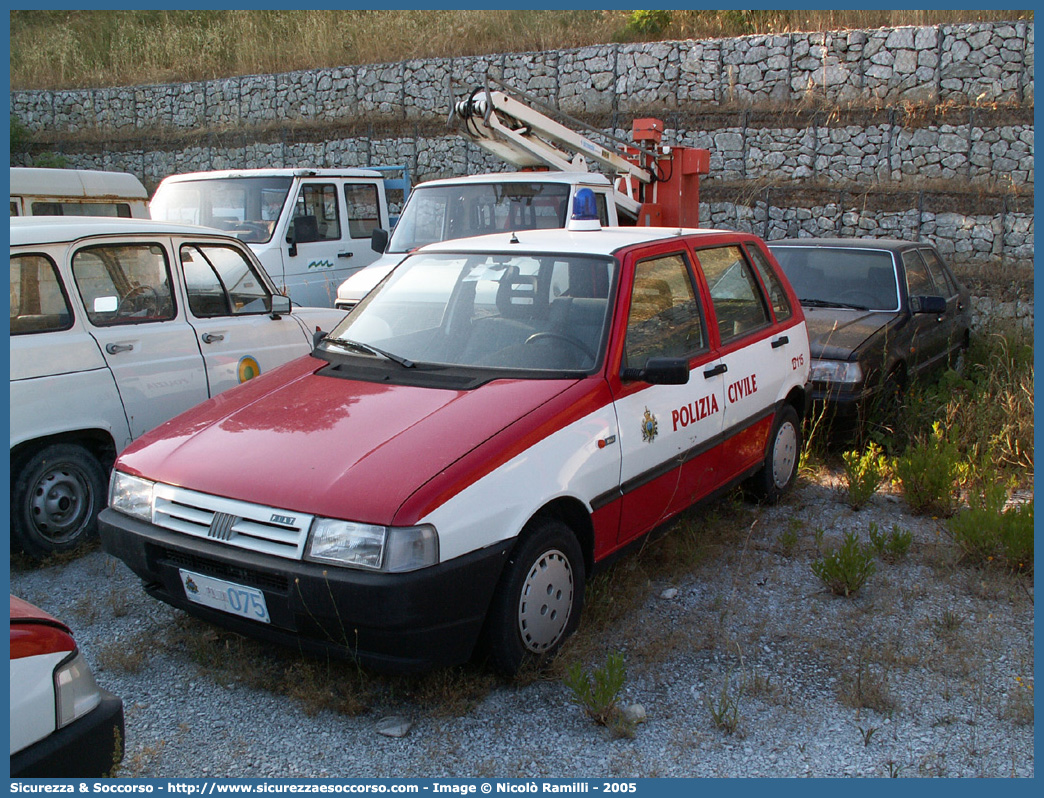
[482,518,585,676]
[749,405,801,503]
[11,443,107,559]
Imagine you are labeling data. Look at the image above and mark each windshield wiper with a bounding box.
[322,336,415,368]
[800,298,870,311]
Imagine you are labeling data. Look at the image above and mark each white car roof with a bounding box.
[419,226,732,258]
[9,167,148,200]
[157,167,384,183]
[414,171,613,188]
[9,216,243,247]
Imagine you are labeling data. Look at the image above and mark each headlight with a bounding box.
[810,359,864,384]
[54,651,102,728]
[306,520,438,572]
[109,471,155,521]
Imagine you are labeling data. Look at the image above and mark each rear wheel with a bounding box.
[483,518,585,676]
[11,443,107,559]
[749,405,801,503]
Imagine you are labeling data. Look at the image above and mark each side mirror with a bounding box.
[269,294,291,318]
[371,227,389,254]
[312,329,327,348]
[914,295,946,315]
[621,357,690,385]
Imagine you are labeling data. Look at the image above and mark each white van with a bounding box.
[150,168,402,308]
[10,167,150,219]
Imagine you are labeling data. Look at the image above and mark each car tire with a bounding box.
[11,443,107,559]
[750,404,801,503]
[483,518,585,677]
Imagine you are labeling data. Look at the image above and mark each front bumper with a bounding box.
[10,691,124,777]
[99,508,513,672]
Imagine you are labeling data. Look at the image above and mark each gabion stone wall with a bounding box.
[9,22,1034,268]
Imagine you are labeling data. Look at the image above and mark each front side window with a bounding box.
[698,246,771,344]
[344,184,381,239]
[71,243,176,326]
[181,244,272,317]
[10,253,73,334]
[293,184,341,242]
[323,251,615,373]
[623,253,705,368]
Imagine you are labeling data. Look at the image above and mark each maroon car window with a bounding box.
[901,250,936,297]
[919,249,958,297]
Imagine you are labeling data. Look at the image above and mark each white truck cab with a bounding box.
[150,168,403,308]
[10,167,150,219]
[335,171,618,310]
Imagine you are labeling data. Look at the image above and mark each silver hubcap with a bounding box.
[771,421,798,489]
[517,549,574,652]
[29,465,91,543]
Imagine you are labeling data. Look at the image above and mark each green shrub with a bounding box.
[563,652,631,736]
[704,677,741,735]
[842,443,889,509]
[812,531,877,596]
[867,522,913,562]
[948,479,1034,573]
[891,421,965,516]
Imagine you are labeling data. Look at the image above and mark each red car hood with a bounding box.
[10,596,64,626]
[117,357,579,525]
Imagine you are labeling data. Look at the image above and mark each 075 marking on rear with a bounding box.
[179,569,271,624]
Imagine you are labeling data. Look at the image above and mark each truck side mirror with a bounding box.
[371,227,389,254]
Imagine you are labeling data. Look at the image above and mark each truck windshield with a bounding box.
[150,177,293,244]
[322,251,616,373]
[386,183,571,253]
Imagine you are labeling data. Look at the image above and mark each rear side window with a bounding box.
[344,184,382,239]
[31,201,132,218]
[181,244,273,317]
[902,251,936,297]
[71,243,176,326]
[10,254,73,335]
[624,252,705,368]
[697,246,771,344]
[919,249,959,297]
[746,243,793,323]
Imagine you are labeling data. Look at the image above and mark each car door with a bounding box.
[178,239,313,396]
[610,247,725,546]
[918,246,968,360]
[69,239,209,440]
[900,249,951,375]
[694,243,792,482]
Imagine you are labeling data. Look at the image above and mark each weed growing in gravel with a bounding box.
[96,637,147,673]
[867,522,913,562]
[1003,676,1034,726]
[812,530,877,596]
[562,652,633,738]
[704,673,742,736]
[839,656,896,716]
[891,421,965,516]
[947,478,1034,573]
[936,609,964,637]
[842,442,889,510]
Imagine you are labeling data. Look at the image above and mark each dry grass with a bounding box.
[10,10,1032,90]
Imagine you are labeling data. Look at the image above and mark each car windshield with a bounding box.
[322,251,616,373]
[386,183,571,253]
[770,247,900,311]
[150,177,293,244]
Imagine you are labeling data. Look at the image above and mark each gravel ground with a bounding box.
[10,471,1034,779]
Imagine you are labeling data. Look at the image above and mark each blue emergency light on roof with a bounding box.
[567,188,601,232]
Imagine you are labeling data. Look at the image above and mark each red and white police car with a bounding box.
[100,195,810,674]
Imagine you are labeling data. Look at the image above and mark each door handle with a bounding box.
[202,333,225,344]
[771,335,789,349]
[703,363,728,379]
[105,343,133,354]
[337,251,353,259]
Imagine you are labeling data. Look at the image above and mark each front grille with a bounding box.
[157,547,291,593]
[152,483,313,560]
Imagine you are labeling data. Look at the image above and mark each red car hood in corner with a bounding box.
[117,357,580,526]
